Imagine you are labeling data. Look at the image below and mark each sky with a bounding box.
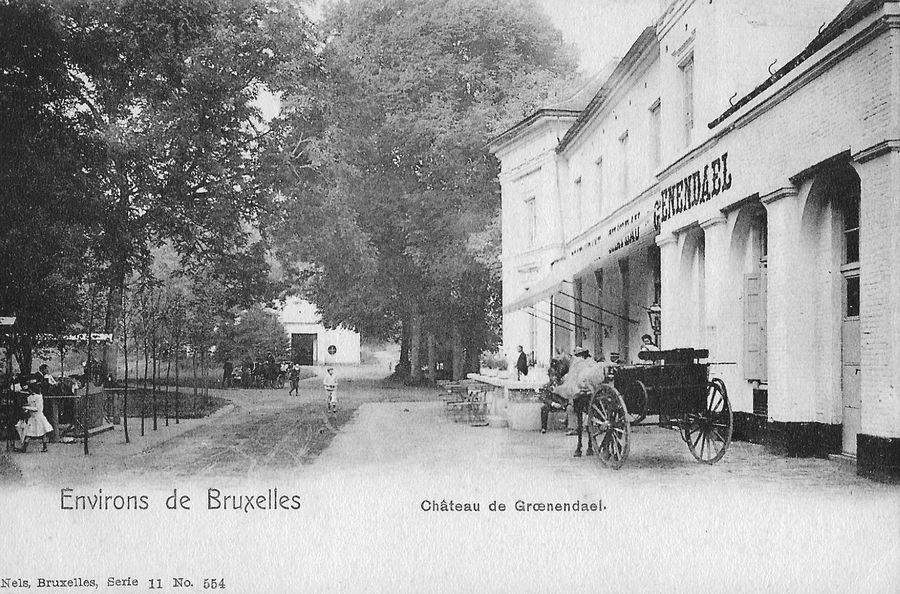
[535,0,662,73]
[306,0,664,74]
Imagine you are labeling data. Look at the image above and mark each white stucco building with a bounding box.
[277,297,360,366]
[492,0,900,480]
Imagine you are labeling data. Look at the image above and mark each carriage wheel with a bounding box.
[684,380,733,464]
[587,385,631,470]
[623,380,648,424]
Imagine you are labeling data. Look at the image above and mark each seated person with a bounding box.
[38,363,58,386]
[638,334,660,363]
[14,378,53,453]
[640,334,660,352]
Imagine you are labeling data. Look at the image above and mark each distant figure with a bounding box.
[323,368,337,413]
[222,360,233,388]
[289,363,301,397]
[515,345,528,380]
[14,379,53,453]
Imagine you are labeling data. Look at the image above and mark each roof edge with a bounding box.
[555,26,659,155]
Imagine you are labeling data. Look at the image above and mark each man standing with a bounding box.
[515,345,529,380]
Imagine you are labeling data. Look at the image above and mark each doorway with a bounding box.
[291,333,316,366]
[841,275,861,454]
[840,189,861,455]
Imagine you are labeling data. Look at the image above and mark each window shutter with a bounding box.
[759,267,768,382]
[744,273,762,380]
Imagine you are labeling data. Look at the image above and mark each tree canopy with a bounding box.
[270,0,579,377]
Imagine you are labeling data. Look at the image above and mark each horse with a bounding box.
[549,353,610,457]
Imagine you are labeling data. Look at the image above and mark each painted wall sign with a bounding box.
[653,152,733,230]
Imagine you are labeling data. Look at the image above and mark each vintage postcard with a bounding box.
[1,0,898,592]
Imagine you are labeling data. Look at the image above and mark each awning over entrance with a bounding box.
[503,193,659,315]
[502,264,567,314]
[563,192,659,279]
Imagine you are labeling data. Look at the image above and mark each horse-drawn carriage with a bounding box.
[561,348,733,469]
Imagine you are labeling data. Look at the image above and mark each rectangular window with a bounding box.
[680,56,694,147]
[574,176,583,231]
[574,278,584,348]
[649,99,661,168]
[525,197,536,246]
[846,276,860,317]
[843,198,860,264]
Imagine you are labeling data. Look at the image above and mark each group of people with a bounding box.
[220,356,339,413]
[537,334,660,437]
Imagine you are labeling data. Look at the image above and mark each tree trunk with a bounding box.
[83,292,98,456]
[141,336,148,437]
[122,296,130,444]
[426,332,436,383]
[192,350,198,416]
[151,333,158,431]
[164,345,171,427]
[13,333,33,375]
[202,348,209,406]
[451,324,465,381]
[398,318,410,377]
[174,333,180,425]
[101,174,131,381]
[463,330,480,376]
[101,280,123,382]
[409,303,422,383]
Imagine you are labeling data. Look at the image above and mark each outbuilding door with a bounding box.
[291,333,316,366]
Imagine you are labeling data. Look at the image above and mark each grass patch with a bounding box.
[0,453,23,483]
[121,388,228,419]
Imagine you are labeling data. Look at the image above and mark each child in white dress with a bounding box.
[15,380,53,453]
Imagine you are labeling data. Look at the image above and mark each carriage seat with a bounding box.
[637,348,709,364]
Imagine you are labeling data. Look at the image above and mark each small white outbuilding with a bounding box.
[276,297,360,365]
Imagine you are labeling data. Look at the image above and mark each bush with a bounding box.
[480,352,508,370]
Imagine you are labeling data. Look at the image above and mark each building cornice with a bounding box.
[761,186,799,207]
[656,233,678,248]
[497,150,557,184]
[657,4,891,187]
[709,1,894,133]
[699,215,727,230]
[556,27,659,156]
[490,110,580,157]
[656,0,696,41]
[852,139,900,163]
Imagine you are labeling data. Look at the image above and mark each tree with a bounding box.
[215,306,288,364]
[59,0,319,377]
[0,1,105,373]
[271,0,579,379]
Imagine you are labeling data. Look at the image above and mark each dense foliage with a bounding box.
[270,0,579,378]
[2,0,577,381]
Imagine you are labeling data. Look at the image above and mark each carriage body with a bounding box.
[611,348,711,425]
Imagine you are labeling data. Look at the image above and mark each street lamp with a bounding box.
[646,302,661,348]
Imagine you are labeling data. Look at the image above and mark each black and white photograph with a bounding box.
[0,0,898,591]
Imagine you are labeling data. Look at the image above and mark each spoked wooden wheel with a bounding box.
[587,385,631,469]
[684,379,733,464]
[622,380,648,424]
